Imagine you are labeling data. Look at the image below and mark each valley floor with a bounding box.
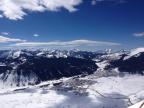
[0,74,144,108]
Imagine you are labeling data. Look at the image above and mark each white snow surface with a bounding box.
[0,75,144,108]
[128,101,144,108]
[12,50,22,59]
[124,48,144,60]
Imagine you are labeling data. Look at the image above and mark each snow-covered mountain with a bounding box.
[0,49,99,88]
[0,48,144,108]
[0,48,144,88]
[105,48,144,75]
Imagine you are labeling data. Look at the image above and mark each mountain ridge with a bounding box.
[0,48,144,88]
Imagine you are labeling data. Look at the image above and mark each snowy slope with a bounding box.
[128,101,144,108]
[124,48,144,60]
[0,75,143,108]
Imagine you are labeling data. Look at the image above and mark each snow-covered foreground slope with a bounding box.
[0,75,143,108]
[128,101,144,108]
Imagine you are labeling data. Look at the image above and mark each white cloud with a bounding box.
[33,34,39,37]
[0,35,26,43]
[0,0,82,20]
[1,32,9,35]
[11,39,120,47]
[91,0,126,6]
[91,0,96,5]
[0,14,3,18]
[133,32,144,37]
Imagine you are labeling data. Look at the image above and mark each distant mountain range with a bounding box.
[0,48,144,87]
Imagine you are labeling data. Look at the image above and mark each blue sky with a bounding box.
[0,0,144,50]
